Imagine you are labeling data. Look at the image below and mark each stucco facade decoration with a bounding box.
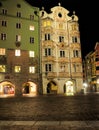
[40,3,83,95]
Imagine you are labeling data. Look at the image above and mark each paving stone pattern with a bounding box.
[0,94,99,130]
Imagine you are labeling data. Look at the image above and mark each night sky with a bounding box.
[26,0,99,59]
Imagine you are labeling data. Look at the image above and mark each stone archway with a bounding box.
[47,81,58,94]
[0,81,15,97]
[64,80,75,96]
[22,81,37,96]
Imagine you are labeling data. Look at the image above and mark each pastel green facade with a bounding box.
[0,0,39,56]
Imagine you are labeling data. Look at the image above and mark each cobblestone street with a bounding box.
[0,94,99,129]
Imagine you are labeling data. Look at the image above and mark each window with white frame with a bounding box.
[45,34,50,40]
[73,50,79,57]
[72,36,77,43]
[29,25,35,31]
[29,66,35,73]
[16,35,21,42]
[45,64,52,72]
[29,51,35,57]
[2,9,7,15]
[60,50,65,57]
[16,12,21,17]
[15,49,21,56]
[16,23,21,29]
[1,33,6,40]
[45,48,51,56]
[2,20,7,27]
[59,36,64,42]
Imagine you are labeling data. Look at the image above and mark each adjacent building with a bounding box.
[83,42,99,92]
[40,3,83,95]
[0,0,40,97]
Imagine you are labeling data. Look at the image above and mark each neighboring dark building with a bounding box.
[83,42,99,92]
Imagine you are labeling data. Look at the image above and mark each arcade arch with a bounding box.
[0,81,15,97]
[22,81,37,96]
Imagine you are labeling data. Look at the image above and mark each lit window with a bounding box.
[16,35,21,42]
[29,51,35,57]
[0,65,6,72]
[30,25,34,31]
[47,21,51,26]
[15,49,21,56]
[43,21,46,27]
[29,66,35,73]
[0,48,5,55]
[14,66,21,73]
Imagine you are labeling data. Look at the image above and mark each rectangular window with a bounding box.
[29,51,35,57]
[72,37,77,43]
[60,64,65,72]
[0,65,6,72]
[15,49,21,56]
[47,21,51,26]
[2,21,7,27]
[45,34,50,40]
[45,64,52,72]
[73,50,79,57]
[45,48,51,56]
[16,35,21,42]
[16,23,21,29]
[2,9,7,15]
[60,50,65,57]
[14,66,21,73]
[43,21,46,27]
[30,15,34,20]
[0,48,6,55]
[1,33,6,40]
[30,37,34,43]
[16,12,21,17]
[29,66,35,73]
[59,36,64,42]
[29,25,35,31]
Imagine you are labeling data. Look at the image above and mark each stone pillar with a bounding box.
[15,80,22,97]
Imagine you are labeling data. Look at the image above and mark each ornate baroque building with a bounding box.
[40,3,83,95]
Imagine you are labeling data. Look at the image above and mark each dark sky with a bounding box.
[26,0,99,59]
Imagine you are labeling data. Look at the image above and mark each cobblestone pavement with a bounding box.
[0,94,99,129]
